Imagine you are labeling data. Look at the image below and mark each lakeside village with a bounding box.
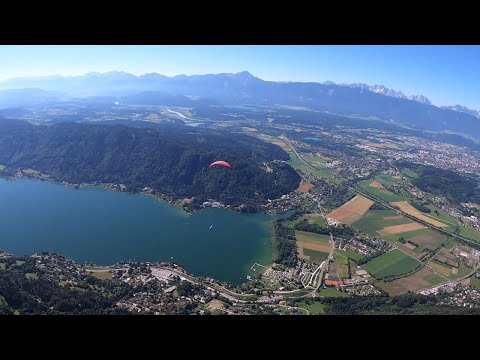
[3,167,480,313]
[3,250,480,314]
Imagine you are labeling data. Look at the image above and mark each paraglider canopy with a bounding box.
[209,161,233,170]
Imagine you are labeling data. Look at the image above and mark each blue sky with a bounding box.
[0,45,479,109]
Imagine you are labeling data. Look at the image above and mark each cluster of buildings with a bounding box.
[343,283,382,296]
[336,236,394,258]
[361,135,480,176]
[421,283,480,308]
[262,190,319,214]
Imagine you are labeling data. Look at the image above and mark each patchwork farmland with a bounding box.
[390,201,449,228]
[327,195,374,224]
[295,230,331,264]
[378,266,443,296]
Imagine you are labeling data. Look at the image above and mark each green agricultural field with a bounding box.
[442,238,459,250]
[402,168,418,178]
[303,156,328,166]
[303,249,329,263]
[330,250,349,278]
[297,301,325,315]
[282,289,313,298]
[319,288,350,298]
[335,249,363,262]
[307,216,327,228]
[424,273,444,285]
[398,189,415,199]
[295,230,331,244]
[470,277,480,291]
[376,173,402,184]
[288,214,328,229]
[303,156,334,178]
[352,210,412,236]
[380,227,440,242]
[456,265,473,278]
[15,260,25,266]
[0,263,5,270]
[288,153,324,178]
[363,249,421,279]
[357,180,408,202]
[425,204,457,225]
[459,227,480,243]
[413,246,425,254]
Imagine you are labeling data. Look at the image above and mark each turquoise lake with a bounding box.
[0,178,278,283]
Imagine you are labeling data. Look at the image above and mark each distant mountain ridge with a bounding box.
[1,71,480,137]
[440,104,480,119]
[338,82,432,105]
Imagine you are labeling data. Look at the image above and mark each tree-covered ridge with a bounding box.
[394,160,480,204]
[0,120,300,207]
[0,256,131,315]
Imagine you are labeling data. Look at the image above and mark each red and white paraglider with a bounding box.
[209,160,233,170]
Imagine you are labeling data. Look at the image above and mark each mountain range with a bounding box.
[343,83,432,105]
[440,104,480,119]
[0,71,479,137]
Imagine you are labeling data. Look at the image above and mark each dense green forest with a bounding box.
[0,120,300,208]
[395,160,480,204]
[299,293,480,315]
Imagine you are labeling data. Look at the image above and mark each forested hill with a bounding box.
[0,120,300,208]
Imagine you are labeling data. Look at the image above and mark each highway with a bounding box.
[282,135,319,173]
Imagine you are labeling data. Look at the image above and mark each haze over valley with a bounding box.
[1,46,480,315]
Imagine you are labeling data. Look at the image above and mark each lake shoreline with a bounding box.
[0,167,293,217]
[0,175,283,283]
